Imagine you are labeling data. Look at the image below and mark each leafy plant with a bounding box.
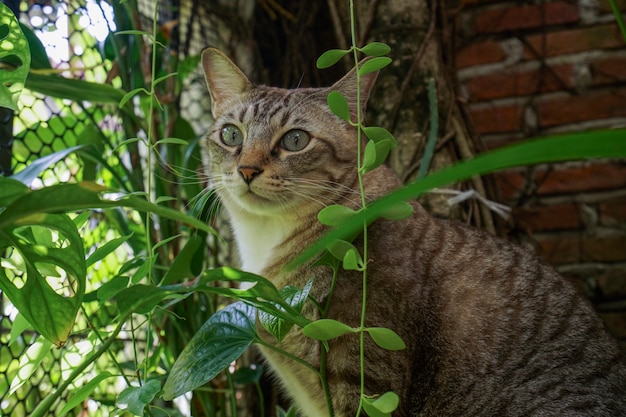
[0,2,30,111]
[3,1,626,417]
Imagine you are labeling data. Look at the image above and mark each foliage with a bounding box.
[0,2,30,111]
[2,1,626,417]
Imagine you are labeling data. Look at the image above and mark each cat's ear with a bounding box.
[330,60,379,121]
[201,48,253,118]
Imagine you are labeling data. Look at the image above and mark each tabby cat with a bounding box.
[200,47,626,417]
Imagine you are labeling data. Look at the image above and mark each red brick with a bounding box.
[457,40,506,68]
[599,197,626,225]
[523,23,624,59]
[535,233,626,264]
[537,164,626,195]
[514,203,583,232]
[597,266,626,300]
[582,234,626,262]
[469,103,525,134]
[591,55,626,85]
[599,0,626,13]
[459,0,501,6]
[536,88,626,128]
[599,312,626,339]
[475,2,579,34]
[495,170,527,200]
[535,234,581,265]
[463,64,573,101]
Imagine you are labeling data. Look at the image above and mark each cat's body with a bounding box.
[200,48,626,417]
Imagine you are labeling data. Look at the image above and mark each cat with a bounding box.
[200,47,626,417]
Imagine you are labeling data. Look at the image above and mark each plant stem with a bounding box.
[256,339,335,415]
[348,1,369,416]
[30,319,128,417]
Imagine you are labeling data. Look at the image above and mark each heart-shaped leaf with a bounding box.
[162,302,257,400]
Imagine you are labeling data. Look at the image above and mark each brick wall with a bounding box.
[454,0,626,348]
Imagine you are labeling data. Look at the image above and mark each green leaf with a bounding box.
[161,234,204,284]
[366,327,406,351]
[362,139,396,173]
[0,181,217,236]
[162,302,257,400]
[318,204,357,227]
[117,379,162,416]
[0,214,86,346]
[96,275,130,303]
[326,239,363,269]
[0,177,28,206]
[119,87,149,108]
[378,201,414,221]
[362,126,396,144]
[155,137,189,146]
[0,3,31,110]
[232,364,263,385]
[197,267,310,328]
[8,312,32,346]
[359,42,391,57]
[86,234,132,268]
[59,372,115,416]
[116,284,169,315]
[115,29,149,36]
[342,248,362,271]
[316,48,351,69]
[327,91,351,122]
[19,23,50,70]
[302,319,356,341]
[259,279,313,342]
[177,54,201,83]
[25,72,127,107]
[294,129,626,267]
[9,337,53,395]
[362,392,400,417]
[154,72,177,86]
[358,57,392,75]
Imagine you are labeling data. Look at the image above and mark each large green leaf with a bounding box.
[0,179,216,236]
[25,72,125,105]
[162,302,257,400]
[259,279,313,342]
[0,3,31,110]
[294,129,626,265]
[197,267,310,328]
[0,213,86,346]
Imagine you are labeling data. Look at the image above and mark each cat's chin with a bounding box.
[225,189,294,217]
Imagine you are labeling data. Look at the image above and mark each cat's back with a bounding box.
[366,205,626,416]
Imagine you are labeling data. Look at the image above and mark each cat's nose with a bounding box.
[238,165,263,184]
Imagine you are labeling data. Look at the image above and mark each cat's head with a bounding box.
[201,48,377,219]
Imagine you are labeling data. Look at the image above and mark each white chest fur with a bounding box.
[229,211,296,275]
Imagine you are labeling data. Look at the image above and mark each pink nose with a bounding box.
[238,165,263,184]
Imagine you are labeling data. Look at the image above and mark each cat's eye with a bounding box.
[281,129,310,152]
[221,124,244,147]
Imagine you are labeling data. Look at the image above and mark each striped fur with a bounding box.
[201,48,626,417]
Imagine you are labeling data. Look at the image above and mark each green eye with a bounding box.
[281,129,310,152]
[221,124,243,146]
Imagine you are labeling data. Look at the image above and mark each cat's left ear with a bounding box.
[330,60,379,121]
[202,48,253,118]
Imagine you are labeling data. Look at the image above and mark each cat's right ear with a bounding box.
[201,48,253,118]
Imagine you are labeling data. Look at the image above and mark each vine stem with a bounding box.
[256,339,335,415]
[348,0,369,416]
